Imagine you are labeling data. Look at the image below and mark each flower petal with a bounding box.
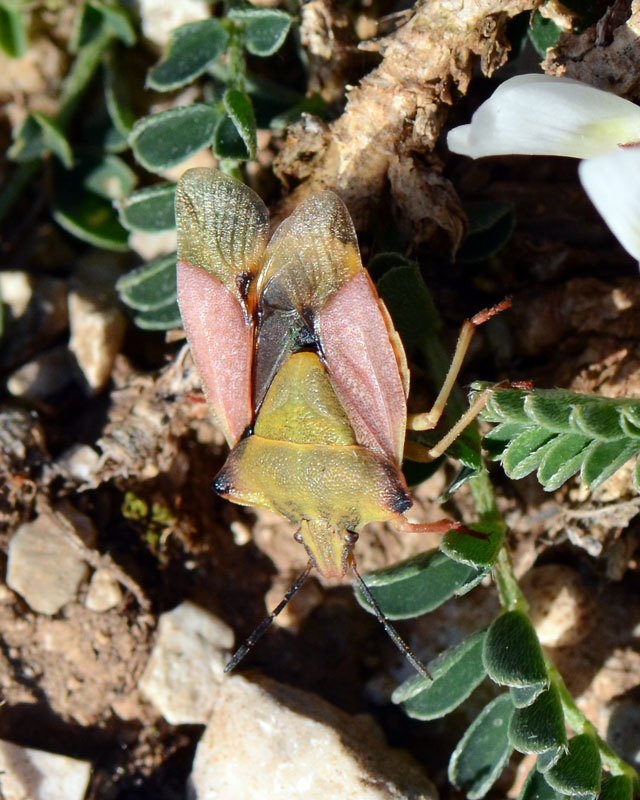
[447,74,640,160]
[579,147,640,262]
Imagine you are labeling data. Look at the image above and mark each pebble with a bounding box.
[6,505,96,615]
[85,568,123,612]
[138,601,234,725]
[189,674,437,800]
[0,739,91,800]
[520,564,593,647]
[68,290,126,394]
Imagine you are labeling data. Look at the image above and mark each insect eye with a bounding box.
[344,531,359,546]
[293,531,303,543]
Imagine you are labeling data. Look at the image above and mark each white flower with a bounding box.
[447,74,640,262]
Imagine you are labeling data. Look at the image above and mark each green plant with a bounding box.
[1,1,137,250]
[356,257,640,799]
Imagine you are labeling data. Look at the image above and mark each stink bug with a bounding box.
[176,168,508,676]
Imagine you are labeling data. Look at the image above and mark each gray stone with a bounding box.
[0,739,91,800]
[6,506,96,615]
[189,675,437,800]
[139,601,234,725]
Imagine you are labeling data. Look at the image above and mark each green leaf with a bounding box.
[536,433,591,492]
[449,693,514,799]
[130,105,220,173]
[53,187,129,251]
[70,1,135,50]
[0,2,26,58]
[52,154,130,250]
[484,388,530,423]
[377,263,441,346]
[571,401,626,440]
[544,734,601,799]
[81,152,136,200]
[393,629,487,719]
[483,421,527,460]
[90,0,135,45]
[213,115,249,160]
[502,428,558,480]
[8,112,73,168]
[509,686,567,754]
[529,10,561,57]
[147,18,229,91]
[519,768,561,800]
[134,301,182,330]
[457,200,516,263]
[599,774,635,800]
[581,439,640,489]
[230,8,292,57]
[222,88,257,160]
[483,610,548,699]
[524,393,574,432]
[536,746,565,773]
[104,54,135,137]
[116,254,176,311]
[117,183,176,232]
[355,549,483,620]
[440,523,504,569]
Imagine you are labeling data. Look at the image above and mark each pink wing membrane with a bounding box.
[177,261,253,447]
[317,271,407,463]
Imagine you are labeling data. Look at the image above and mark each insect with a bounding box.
[176,168,508,676]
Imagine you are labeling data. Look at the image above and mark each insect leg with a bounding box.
[407,298,511,433]
[224,561,313,673]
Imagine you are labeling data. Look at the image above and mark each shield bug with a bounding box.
[176,168,508,676]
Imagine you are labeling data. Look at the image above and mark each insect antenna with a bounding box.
[224,561,314,673]
[352,564,432,681]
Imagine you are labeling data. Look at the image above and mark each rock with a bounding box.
[135,0,210,46]
[6,505,96,615]
[55,444,101,485]
[520,564,594,647]
[189,675,437,800]
[68,290,126,394]
[7,346,76,402]
[138,601,234,725]
[0,739,91,800]
[85,568,123,612]
[0,273,68,372]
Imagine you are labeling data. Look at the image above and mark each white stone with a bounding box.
[138,601,234,725]
[68,291,126,394]
[0,271,33,318]
[6,506,96,615]
[85,568,123,612]
[189,675,437,800]
[521,564,593,647]
[0,739,91,800]
[135,0,210,46]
